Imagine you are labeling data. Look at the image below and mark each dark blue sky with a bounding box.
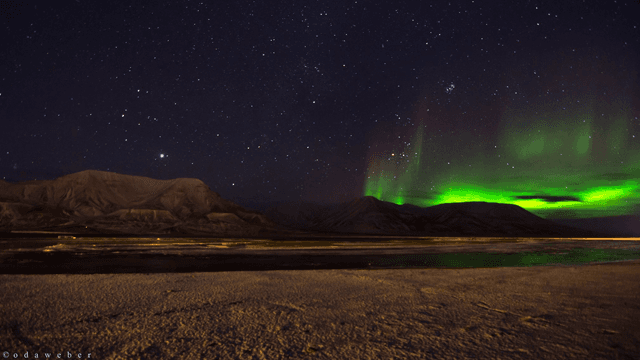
[1,1,638,212]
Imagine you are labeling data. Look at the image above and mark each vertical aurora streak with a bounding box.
[364,121,429,206]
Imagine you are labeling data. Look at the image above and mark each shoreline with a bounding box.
[1,239,639,274]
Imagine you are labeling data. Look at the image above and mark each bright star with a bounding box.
[445,83,455,94]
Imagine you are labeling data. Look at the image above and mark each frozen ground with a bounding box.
[1,261,639,359]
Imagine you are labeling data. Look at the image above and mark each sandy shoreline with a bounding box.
[1,261,639,359]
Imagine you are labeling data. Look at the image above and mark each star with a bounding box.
[445,83,455,94]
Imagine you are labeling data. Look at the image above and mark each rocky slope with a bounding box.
[0,170,274,235]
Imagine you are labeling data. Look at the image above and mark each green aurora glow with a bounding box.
[363,101,640,219]
[373,248,640,268]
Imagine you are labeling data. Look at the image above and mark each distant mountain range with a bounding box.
[263,196,617,238]
[0,170,632,237]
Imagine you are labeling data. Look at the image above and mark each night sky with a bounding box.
[2,1,639,218]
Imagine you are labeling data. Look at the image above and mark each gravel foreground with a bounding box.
[1,262,639,359]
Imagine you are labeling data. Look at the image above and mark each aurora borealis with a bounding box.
[364,76,639,219]
[364,44,640,219]
[2,1,638,215]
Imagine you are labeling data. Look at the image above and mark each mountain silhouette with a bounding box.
[0,170,273,235]
[0,171,619,238]
[265,196,610,237]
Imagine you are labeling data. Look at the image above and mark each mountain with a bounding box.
[265,196,612,237]
[0,170,274,236]
[1,171,625,238]
[414,201,609,237]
